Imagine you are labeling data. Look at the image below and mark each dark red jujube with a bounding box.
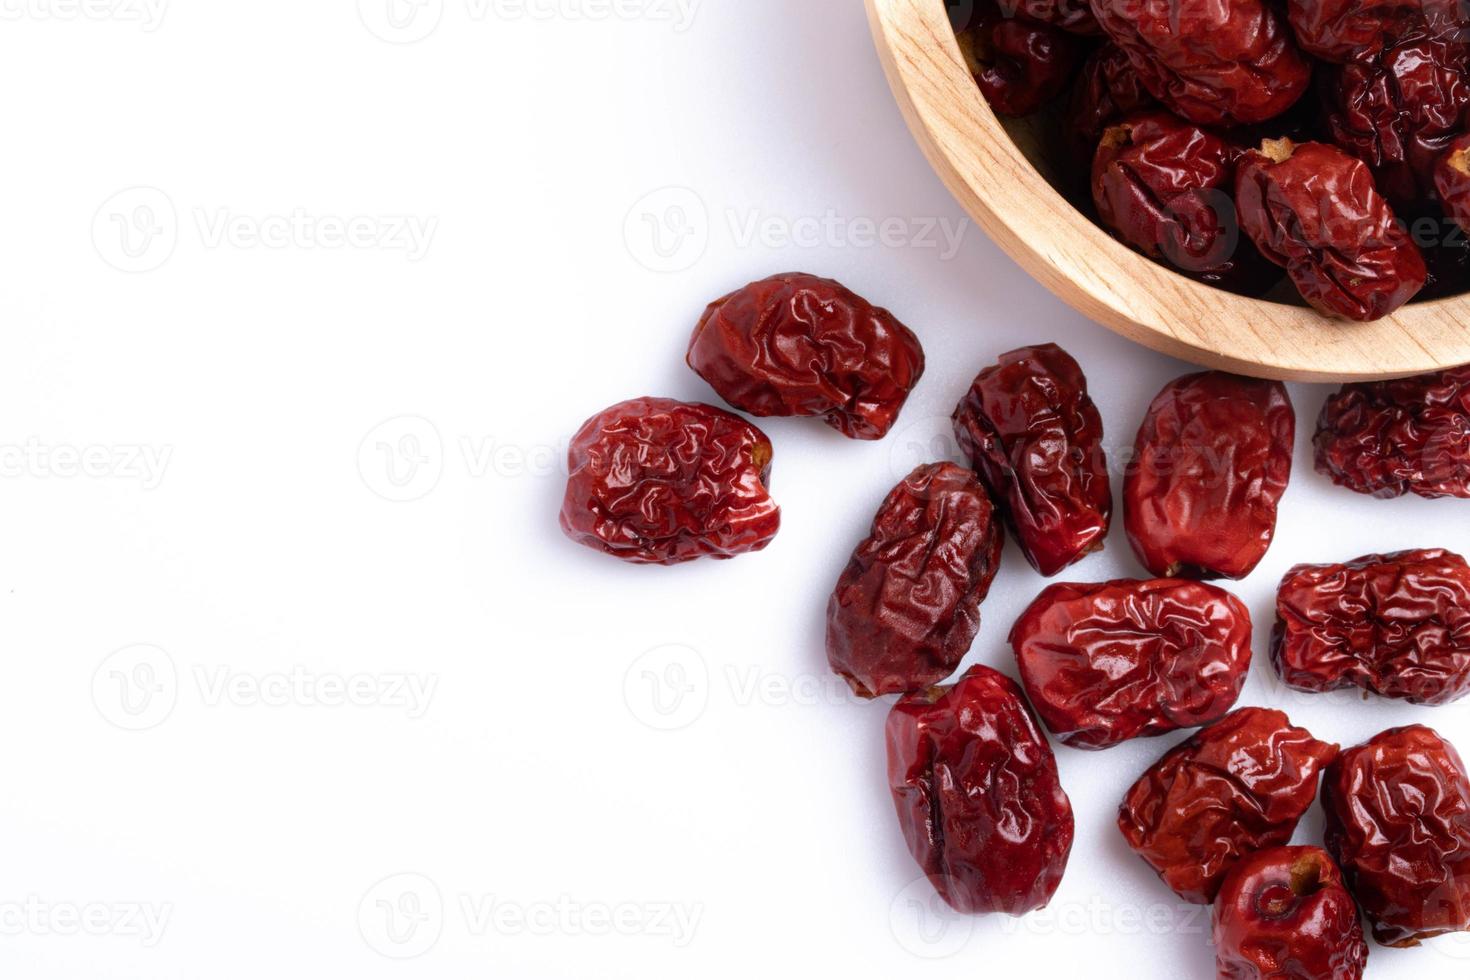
[687,273,925,441]
[1273,549,1470,706]
[1118,707,1338,903]
[1068,43,1159,155]
[1314,364,1470,498]
[887,664,1075,915]
[1322,726,1470,948]
[559,397,780,564]
[952,343,1111,577]
[1010,578,1253,749]
[1089,0,1313,127]
[1212,846,1369,980]
[826,462,1004,698]
[956,9,1084,117]
[1124,371,1294,580]
[1235,139,1427,320]
[1437,133,1470,233]
[1287,0,1469,64]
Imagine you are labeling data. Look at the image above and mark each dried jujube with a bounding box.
[1124,371,1294,580]
[951,343,1111,576]
[1212,846,1369,980]
[1118,707,1338,904]
[1235,139,1427,320]
[1068,43,1158,155]
[1010,578,1252,749]
[886,664,1074,915]
[1273,549,1470,705]
[1090,0,1312,127]
[1314,364,1470,498]
[1322,726,1470,947]
[1320,37,1470,210]
[559,397,779,564]
[956,7,1083,117]
[1436,133,1470,233]
[687,273,925,441]
[1092,111,1269,292]
[1287,0,1469,64]
[826,462,1004,699]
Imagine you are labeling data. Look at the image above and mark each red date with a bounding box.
[559,397,779,564]
[1092,111,1270,293]
[687,273,925,441]
[956,6,1083,117]
[1118,707,1338,903]
[1273,549,1470,706]
[1124,371,1294,580]
[1287,0,1469,63]
[952,343,1111,576]
[1013,0,1101,34]
[1090,0,1312,127]
[1236,139,1427,320]
[1212,846,1369,980]
[1068,43,1158,153]
[1322,725,1470,947]
[1436,133,1470,234]
[1313,364,1470,498]
[1010,578,1252,749]
[887,664,1074,914]
[826,462,1004,698]
[1321,38,1470,210]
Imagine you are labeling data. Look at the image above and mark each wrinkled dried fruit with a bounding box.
[1013,0,1101,34]
[1436,133,1470,233]
[559,397,779,564]
[1287,0,1469,63]
[687,273,925,441]
[1236,139,1427,320]
[1125,371,1294,580]
[1321,38,1470,210]
[1118,707,1338,903]
[1092,111,1271,292]
[1090,0,1312,126]
[952,343,1111,576]
[1314,364,1470,498]
[826,462,1004,698]
[1212,846,1368,980]
[957,8,1084,117]
[1069,43,1159,154]
[887,664,1075,915]
[1010,578,1252,749]
[1322,726,1470,947]
[1273,549,1470,705]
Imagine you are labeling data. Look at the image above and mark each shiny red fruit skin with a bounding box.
[1322,726,1470,947]
[1287,0,1469,63]
[1089,0,1312,126]
[826,462,1004,698]
[1118,707,1338,904]
[1068,43,1159,155]
[687,273,924,441]
[951,343,1111,577]
[1125,371,1294,580]
[1437,133,1470,233]
[559,397,780,564]
[1010,578,1252,749]
[1235,140,1427,321]
[1313,364,1470,498]
[1273,549,1470,705]
[1212,846,1368,980]
[957,7,1084,117]
[1092,111,1272,292]
[887,664,1075,915]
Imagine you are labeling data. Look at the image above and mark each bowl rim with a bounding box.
[865,0,1470,382]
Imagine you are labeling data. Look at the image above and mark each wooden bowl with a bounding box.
[865,0,1470,381]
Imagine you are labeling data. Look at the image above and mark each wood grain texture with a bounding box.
[866,0,1470,381]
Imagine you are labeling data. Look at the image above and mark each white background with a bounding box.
[1,0,1467,977]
